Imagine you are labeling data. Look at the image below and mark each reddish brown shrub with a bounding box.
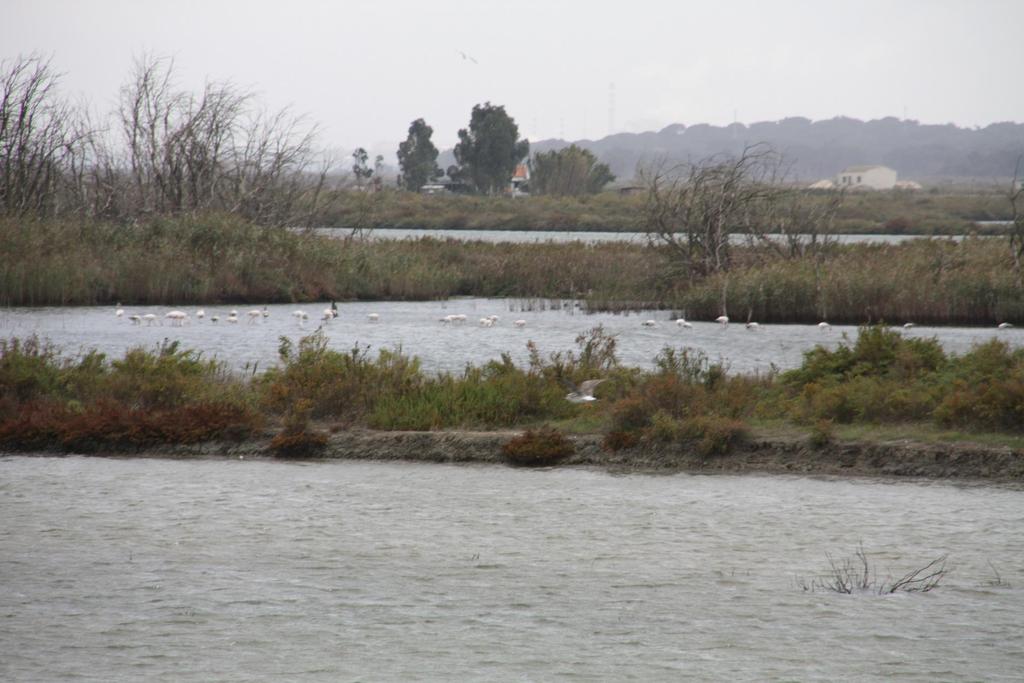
[269,427,329,457]
[502,426,574,467]
[602,429,640,452]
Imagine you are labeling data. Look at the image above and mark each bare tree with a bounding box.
[641,144,842,318]
[1,53,334,225]
[0,54,91,217]
[113,54,331,225]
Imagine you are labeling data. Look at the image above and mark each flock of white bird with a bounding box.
[112,303,531,329]
[641,315,1015,331]
[114,304,1016,332]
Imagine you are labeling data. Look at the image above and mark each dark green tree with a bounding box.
[352,147,373,187]
[530,145,616,196]
[453,102,529,195]
[396,118,442,192]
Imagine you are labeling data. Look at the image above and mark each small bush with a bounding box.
[808,419,834,449]
[609,396,651,433]
[646,410,682,443]
[270,399,328,457]
[602,429,640,452]
[502,426,575,467]
[269,428,328,457]
[679,415,747,456]
[799,545,947,594]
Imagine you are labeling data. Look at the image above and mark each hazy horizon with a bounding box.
[4,0,1023,159]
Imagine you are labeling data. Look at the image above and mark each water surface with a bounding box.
[2,299,1020,375]
[1,456,1021,681]
[316,227,967,245]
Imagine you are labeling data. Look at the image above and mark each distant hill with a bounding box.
[520,117,1024,184]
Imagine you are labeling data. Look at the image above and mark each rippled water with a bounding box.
[2,299,1020,375]
[1,456,1022,681]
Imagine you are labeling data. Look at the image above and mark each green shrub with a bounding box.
[647,410,681,443]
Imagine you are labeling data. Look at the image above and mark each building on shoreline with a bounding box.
[835,165,898,190]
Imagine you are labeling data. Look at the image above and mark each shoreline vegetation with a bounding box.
[1,326,1022,481]
[3,211,1023,325]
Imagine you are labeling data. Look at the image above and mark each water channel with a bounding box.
[315,228,975,245]
[2,299,1020,375]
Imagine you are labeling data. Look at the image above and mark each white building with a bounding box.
[834,165,898,190]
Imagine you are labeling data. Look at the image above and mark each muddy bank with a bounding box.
[130,429,1024,482]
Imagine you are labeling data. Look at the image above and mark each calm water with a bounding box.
[1,299,1020,375]
[316,228,964,245]
[1,456,1022,681]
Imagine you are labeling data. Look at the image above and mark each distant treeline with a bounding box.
[528,117,1024,182]
[3,213,1022,325]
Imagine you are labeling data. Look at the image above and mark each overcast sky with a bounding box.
[4,0,1022,158]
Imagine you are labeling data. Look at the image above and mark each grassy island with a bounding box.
[2,326,1022,480]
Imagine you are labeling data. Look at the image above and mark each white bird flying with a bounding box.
[560,377,606,404]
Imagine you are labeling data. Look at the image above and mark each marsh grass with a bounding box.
[5,212,1024,325]
[315,189,1011,233]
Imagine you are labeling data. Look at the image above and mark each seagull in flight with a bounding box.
[457,50,478,64]
[559,377,606,403]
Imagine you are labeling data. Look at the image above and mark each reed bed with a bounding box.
[315,189,1011,233]
[2,214,1022,325]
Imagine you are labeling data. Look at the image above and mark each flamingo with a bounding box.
[196,309,205,320]
[513,319,527,328]
[128,314,142,325]
[998,322,1014,329]
[165,310,188,326]
[226,312,239,324]
[641,320,657,327]
[247,309,262,324]
[746,322,759,330]
[115,304,124,318]
[262,306,270,319]
[479,317,494,327]
[818,321,831,332]
[903,322,915,329]
[142,313,158,326]
[367,313,380,322]
[675,318,692,328]
[716,315,729,327]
